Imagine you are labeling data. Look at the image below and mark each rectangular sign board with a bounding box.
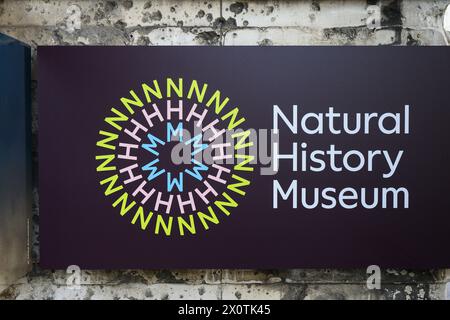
[39,46,450,269]
[0,34,31,290]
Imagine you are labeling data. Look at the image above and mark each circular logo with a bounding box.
[95,78,254,237]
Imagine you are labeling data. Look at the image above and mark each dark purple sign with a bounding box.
[39,46,450,269]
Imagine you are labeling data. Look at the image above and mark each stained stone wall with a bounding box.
[0,0,449,300]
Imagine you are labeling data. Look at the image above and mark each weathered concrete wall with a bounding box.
[0,0,449,300]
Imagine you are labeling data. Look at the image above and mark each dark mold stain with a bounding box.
[230,2,248,15]
[385,284,431,300]
[142,10,162,23]
[155,270,184,283]
[145,289,153,298]
[105,1,118,13]
[258,38,273,46]
[195,31,220,45]
[196,10,205,18]
[52,29,69,45]
[94,1,118,21]
[381,0,403,26]
[323,27,358,41]
[311,0,321,11]
[114,20,127,30]
[121,0,133,9]
[281,285,307,300]
[117,271,148,284]
[213,17,237,30]
[161,293,169,300]
[144,1,152,9]
[0,286,18,300]
[390,26,402,45]
[84,288,95,300]
[137,35,151,45]
[213,16,226,28]
[81,14,91,24]
[382,270,441,283]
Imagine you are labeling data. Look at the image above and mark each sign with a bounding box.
[39,47,450,268]
[0,33,31,289]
